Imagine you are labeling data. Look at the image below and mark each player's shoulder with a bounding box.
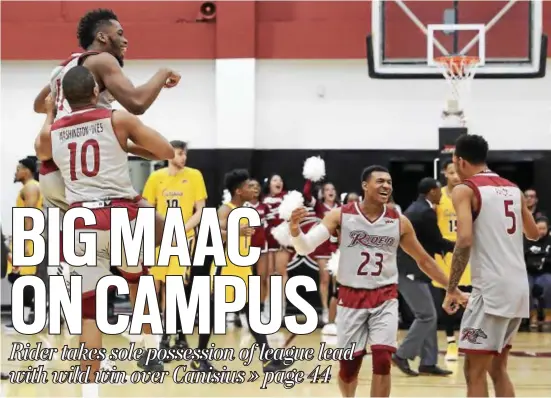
[182,167,204,179]
[148,167,169,180]
[464,171,518,189]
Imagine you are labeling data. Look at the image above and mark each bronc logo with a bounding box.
[348,230,396,248]
[460,328,488,344]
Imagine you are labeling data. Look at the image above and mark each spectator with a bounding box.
[525,217,551,330]
[525,189,546,219]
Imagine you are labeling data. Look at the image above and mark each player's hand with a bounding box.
[442,289,469,315]
[289,207,308,232]
[239,225,255,237]
[164,70,181,88]
[44,94,56,117]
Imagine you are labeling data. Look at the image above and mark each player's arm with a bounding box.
[290,207,340,255]
[127,142,167,160]
[218,205,231,243]
[33,84,52,114]
[185,171,208,232]
[34,96,56,161]
[112,110,174,160]
[87,53,178,115]
[399,215,449,287]
[447,184,474,293]
[142,172,158,207]
[521,194,539,241]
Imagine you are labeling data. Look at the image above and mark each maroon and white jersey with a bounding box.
[247,201,268,248]
[464,171,529,319]
[50,108,137,205]
[338,202,401,290]
[50,52,113,120]
[263,192,286,228]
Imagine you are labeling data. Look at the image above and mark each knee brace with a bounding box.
[339,356,363,383]
[372,348,392,375]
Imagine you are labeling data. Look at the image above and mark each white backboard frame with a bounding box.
[370,0,544,77]
[427,24,487,67]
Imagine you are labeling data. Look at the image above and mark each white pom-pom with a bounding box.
[222,189,232,204]
[302,156,326,182]
[271,222,292,247]
[326,250,340,275]
[278,190,304,221]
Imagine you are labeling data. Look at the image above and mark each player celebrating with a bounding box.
[290,165,467,398]
[192,169,292,373]
[434,160,472,361]
[443,134,539,397]
[37,66,174,394]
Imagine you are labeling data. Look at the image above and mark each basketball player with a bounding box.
[443,134,539,398]
[37,66,175,391]
[263,175,289,319]
[290,165,468,397]
[193,169,292,373]
[303,179,340,324]
[142,140,207,352]
[435,160,472,361]
[6,158,43,328]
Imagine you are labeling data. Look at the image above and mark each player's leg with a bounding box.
[316,257,330,324]
[367,299,398,398]
[322,278,339,335]
[488,317,522,397]
[458,293,512,397]
[274,248,290,318]
[255,250,269,316]
[192,297,219,372]
[336,289,370,397]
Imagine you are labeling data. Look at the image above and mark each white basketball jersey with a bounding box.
[465,171,529,319]
[50,108,137,204]
[50,52,113,121]
[338,202,401,290]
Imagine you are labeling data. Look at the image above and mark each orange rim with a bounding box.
[435,55,480,70]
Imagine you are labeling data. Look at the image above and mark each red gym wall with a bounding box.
[4,1,549,60]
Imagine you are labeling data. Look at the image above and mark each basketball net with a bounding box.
[435,55,480,127]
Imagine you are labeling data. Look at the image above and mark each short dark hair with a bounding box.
[62,66,96,105]
[418,177,439,195]
[361,165,389,182]
[442,159,454,171]
[454,134,489,165]
[77,9,119,50]
[19,157,36,175]
[224,169,250,195]
[170,140,187,150]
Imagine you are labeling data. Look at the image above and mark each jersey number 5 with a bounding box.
[357,251,384,276]
[504,200,516,235]
[68,139,100,181]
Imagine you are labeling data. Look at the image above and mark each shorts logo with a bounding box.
[460,327,488,344]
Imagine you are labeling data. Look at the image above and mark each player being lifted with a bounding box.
[36,66,175,396]
[442,134,539,397]
[191,169,293,373]
[290,165,468,398]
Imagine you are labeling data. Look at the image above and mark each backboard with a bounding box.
[367,0,547,78]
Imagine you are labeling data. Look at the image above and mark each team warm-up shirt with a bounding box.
[142,167,208,238]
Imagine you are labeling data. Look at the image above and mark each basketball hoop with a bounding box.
[435,55,481,126]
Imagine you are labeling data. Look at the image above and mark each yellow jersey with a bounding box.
[142,167,207,238]
[211,202,253,302]
[10,179,43,275]
[434,186,471,287]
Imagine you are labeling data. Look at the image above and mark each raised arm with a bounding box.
[521,194,539,241]
[34,95,56,161]
[399,215,449,287]
[86,53,179,115]
[290,207,340,256]
[111,110,174,160]
[33,84,52,114]
[447,184,474,293]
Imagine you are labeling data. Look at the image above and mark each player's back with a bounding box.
[50,107,137,205]
[50,52,113,120]
[465,171,528,318]
[338,202,401,290]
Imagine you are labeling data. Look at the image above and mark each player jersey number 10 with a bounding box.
[166,199,179,207]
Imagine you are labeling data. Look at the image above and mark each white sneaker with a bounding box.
[321,309,329,324]
[321,323,337,336]
[99,360,128,383]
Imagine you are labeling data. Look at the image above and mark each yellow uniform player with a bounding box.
[141,141,207,349]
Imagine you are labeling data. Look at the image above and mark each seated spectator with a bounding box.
[525,189,546,219]
[525,217,551,330]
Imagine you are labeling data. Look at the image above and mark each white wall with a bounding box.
[1,58,550,230]
[256,60,551,150]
